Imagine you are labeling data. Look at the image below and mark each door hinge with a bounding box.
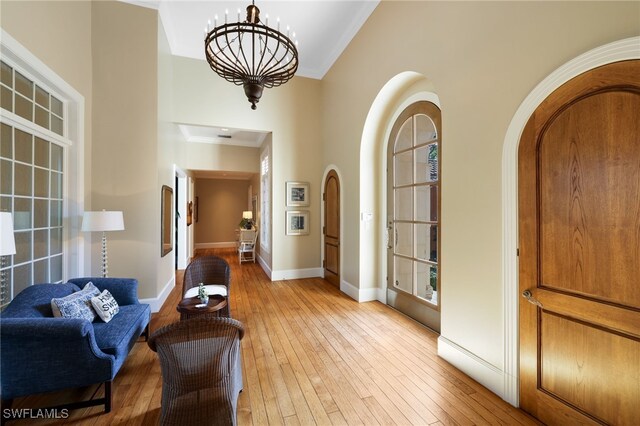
[323,193,326,201]
[517,248,520,256]
[323,226,326,235]
[323,259,326,268]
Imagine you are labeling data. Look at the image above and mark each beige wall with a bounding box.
[172,57,323,273]
[321,1,640,370]
[195,179,251,244]
[91,1,161,298]
[187,143,260,174]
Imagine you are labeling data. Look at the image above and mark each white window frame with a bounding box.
[1,30,85,292]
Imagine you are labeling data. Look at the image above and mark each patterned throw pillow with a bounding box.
[51,282,100,322]
[90,290,120,323]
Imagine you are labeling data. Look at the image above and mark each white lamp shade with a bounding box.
[242,211,253,220]
[0,212,16,256]
[81,211,125,232]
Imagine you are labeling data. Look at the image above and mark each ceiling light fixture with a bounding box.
[204,1,299,110]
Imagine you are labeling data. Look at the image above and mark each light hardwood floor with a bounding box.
[9,248,539,425]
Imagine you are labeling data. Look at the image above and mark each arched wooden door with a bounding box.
[323,170,340,287]
[518,60,640,425]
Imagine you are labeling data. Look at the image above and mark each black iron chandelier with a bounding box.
[204,1,299,110]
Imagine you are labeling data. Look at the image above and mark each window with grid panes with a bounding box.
[0,59,65,307]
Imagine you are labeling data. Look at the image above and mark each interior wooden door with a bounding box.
[518,60,640,425]
[323,170,340,287]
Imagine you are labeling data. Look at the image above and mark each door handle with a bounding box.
[522,290,543,308]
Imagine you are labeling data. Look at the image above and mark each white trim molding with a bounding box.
[257,252,272,279]
[340,279,379,303]
[271,268,323,281]
[438,337,505,398]
[501,36,640,407]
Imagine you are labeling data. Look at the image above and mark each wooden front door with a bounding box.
[323,170,340,287]
[518,60,640,425]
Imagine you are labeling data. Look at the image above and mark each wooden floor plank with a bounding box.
[9,248,539,426]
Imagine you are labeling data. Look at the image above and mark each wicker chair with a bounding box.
[148,317,245,426]
[183,256,231,317]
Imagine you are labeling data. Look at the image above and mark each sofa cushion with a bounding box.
[92,304,150,372]
[1,283,81,319]
[51,282,100,322]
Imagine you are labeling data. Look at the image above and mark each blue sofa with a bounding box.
[0,278,150,413]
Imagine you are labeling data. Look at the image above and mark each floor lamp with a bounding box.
[0,212,16,307]
[81,210,125,278]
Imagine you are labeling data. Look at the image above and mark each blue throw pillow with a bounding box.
[51,282,100,322]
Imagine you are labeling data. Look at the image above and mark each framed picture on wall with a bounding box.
[286,181,309,207]
[286,210,309,235]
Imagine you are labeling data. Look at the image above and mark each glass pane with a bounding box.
[1,86,12,112]
[416,223,438,262]
[14,230,32,264]
[34,199,48,228]
[50,254,63,282]
[415,114,437,144]
[1,61,12,88]
[34,137,49,168]
[415,143,438,184]
[394,256,413,293]
[15,71,33,99]
[34,168,49,198]
[51,96,63,117]
[51,144,63,171]
[51,227,62,255]
[35,85,49,108]
[395,222,412,257]
[50,200,62,227]
[50,172,62,199]
[417,263,437,303]
[394,187,413,221]
[1,123,12,159]
[0,160,11,195]
[35,105,49,129]
[15,129,32,163]
[34,229,48,259]
[0,196,11,213]
[15,95,33,121]
[415,185,438,222]
[13,198,32,230]
[13,264,32,294]
[394,151,412,187]
[51,115,63,136]
[14,163,32,196]
[34,258,49,284]
[394,117,412,153]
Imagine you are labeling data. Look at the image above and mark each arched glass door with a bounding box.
[386,101,441,332]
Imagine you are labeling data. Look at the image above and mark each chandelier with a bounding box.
[204,1,299,110]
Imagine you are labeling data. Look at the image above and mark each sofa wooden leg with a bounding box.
[104,381,112,413]
[141,324,150,342]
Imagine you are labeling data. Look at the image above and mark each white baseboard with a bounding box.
[340,279,379,302]
[139,275,175,313]
[271,267,323,281]
[195,242,236,249]
[257,253,272,279]
[438,336,505,399]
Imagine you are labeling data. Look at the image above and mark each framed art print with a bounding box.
[286,210,309,235]
[286,181,309,207]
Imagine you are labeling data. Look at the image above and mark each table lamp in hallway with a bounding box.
[242,211,253,229]
[81,210,125,278]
